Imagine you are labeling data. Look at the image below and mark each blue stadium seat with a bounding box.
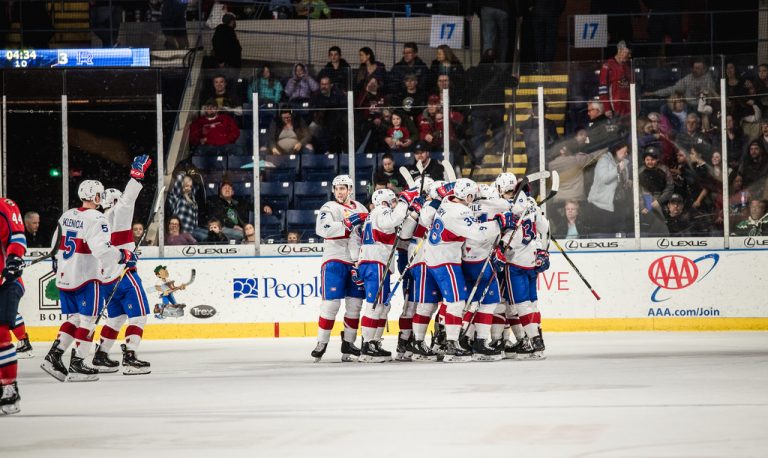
[339,153,376,181]
[264,154,300,182]
[355,179,371,206]
[224,170,254,184]
[260,181,293,212]
[294,181,331,209]
[227,155,254,170]
[260,214,284,240]
[389,151,414,168]
[231,181,253,198]
[191,155,226,171]
[205,182,219,199]
[286,209,319,241]
[301,154,339,181]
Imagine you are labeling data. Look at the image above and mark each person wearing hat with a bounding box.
[639,146,674,235]
[204,181,260,242]
[407,142,446,181]
[664,193,692,235]
[598,40,633,119]
[392,73,426,122]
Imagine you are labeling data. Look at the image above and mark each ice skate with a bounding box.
[408,339,438,362]
[340,333,360,362]
[442,340,472,363]
[91,344,120,373]
[395,332,413,362]
[311,342,328,362]
[472,338,503,362]
[358,341,389,363]
[121,344,151,375]
[40,340,68,382]
[504,338,525,359]
[15,337,33,359]
[372,340,392,361]
[67,349,100,382]
[523,336,546,360]
[430,325,447,362]
[0,381,20,415]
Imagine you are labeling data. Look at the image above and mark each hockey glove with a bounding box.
[491,247,506,275]
[494,211,518,230]
[398,188,420,205]
[534,249,550,273]
[350,267,364,286]
[408,196,425,213]
[119,249,138,269]
[2,254,24,282]
[130,154,152,181]
[436,182,455,199]
[343,212,367,230]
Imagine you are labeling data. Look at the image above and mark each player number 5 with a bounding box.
[63,230,77,260]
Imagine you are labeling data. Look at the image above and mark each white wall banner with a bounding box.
[430,15,464,49]
[574,14,608,48]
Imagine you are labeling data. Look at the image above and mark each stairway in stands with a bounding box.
[462,73,569,183]
[6,2,91,48]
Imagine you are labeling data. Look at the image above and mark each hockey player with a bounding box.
[92,155,153,375]
[500,176,550,359]
[311,175,368,362]
[356,188,418,362]
[0,197,27,414]
[11,314,33,358]
[41,180,137,382]
[423,178,514,362]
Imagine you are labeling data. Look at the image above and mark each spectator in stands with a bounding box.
[317,46,351,92]
[390,42,430,93]
[659,92,687,136]
[189,100,242,155]
[584,101,623,154]
[664,193,692,236]
[309,76,347,154]
[355,47,386,93]
[548,130,602,207]
[473,0,511,63]
[212,13,242,73]
[295,0,331,19]
[711,150,725,182]
[161,0,189,50]
[407,142,445,181]
[286,230,300,243]
[392,74,426,123]
[267,109,313,155]
[355,77,386,151]
[373,152,407,191]
[531,0,565,64]
[688,143,720,230]
[724,62,744,99]
[204,74,244,118]
[168,173,200,235]
[586,141,631,235]
[206,182,248,241]
[734,199,768,235]
[241,224,257,243]
[385,111,413,152]
[23,211,44,248]
[204,218,229,244]
[738,141,768,191]
[89,0,122,47]
[645,60,719,110]
[676,113,711,158]
[132,222,145,246]
[639,146,674,235]
[725,114,745,169]
[166,216,197,245]
[552,199,586,239]
[754,64,768,107]
[417,97,443,150]
[734,85,763,142]
[728,173,751,225]
[431,46,465,98]
[756,121,768,156]
[285,63,319,104]
[248,65,283,105]
[520,102,559,174]
[598,40,632,119]
[269,0,293,19]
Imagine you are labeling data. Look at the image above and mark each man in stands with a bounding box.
[390,42,430,94]
[189,100,242,156]
[317,46,351,92]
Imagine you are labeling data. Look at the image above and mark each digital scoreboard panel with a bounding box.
[1,48,150,68]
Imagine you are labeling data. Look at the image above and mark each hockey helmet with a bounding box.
[101,188,122,210]
[78,180,105,202]
[495,173,517,194]
[332,174,354,189]
[453,178,479,202]
[372,188,397,207]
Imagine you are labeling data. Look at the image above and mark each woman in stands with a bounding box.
[267,109,314,155]
[429,45,465,96]
[355,47,386,93]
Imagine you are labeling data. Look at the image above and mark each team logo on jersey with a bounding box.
[647,254,719,303]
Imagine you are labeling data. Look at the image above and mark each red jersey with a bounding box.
[0,198,27,286]
[598,58,632,117]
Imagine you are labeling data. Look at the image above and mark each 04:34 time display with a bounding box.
[6,49,37,67]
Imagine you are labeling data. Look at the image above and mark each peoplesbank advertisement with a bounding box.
[17,250,768,335]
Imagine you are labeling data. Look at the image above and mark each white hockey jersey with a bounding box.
[408,203,438,266]
[55,207,122,291]
[463,198,511,262]
[504,195,550,269]
[358,202,407,272]
[423,199,499,267]
[315,199,367,264]
[102,178,143,282]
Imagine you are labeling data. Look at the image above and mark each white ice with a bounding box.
[3,333,767,457]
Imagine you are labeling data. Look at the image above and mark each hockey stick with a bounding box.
[550,235,601,300]
[441,159,457,181]
[399,166,416,188]
[158,268,196,296]
[91,185,166,335]
[26,224,63,267]
[372,161,425,310]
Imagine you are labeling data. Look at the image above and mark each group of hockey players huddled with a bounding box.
[311,167,552,364]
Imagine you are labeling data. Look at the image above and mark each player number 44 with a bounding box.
[582,22,598,40]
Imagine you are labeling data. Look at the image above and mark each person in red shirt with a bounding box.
[0,197,27,415]
[598,41,633,119]
[385,111,413,151]
[189,99,243,156]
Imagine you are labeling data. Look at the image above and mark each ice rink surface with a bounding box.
[2,332,767,457]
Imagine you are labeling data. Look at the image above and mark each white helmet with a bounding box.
[482,184,500,200]
[495,173,518,194]
[101,188,122,209]
[477,184,492,200]
[78,180,105,202]
[414,176,434,197]
[429,180,445,200]
[453,178,478,202]
[332,174,354,189]
[372,188,397,207]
